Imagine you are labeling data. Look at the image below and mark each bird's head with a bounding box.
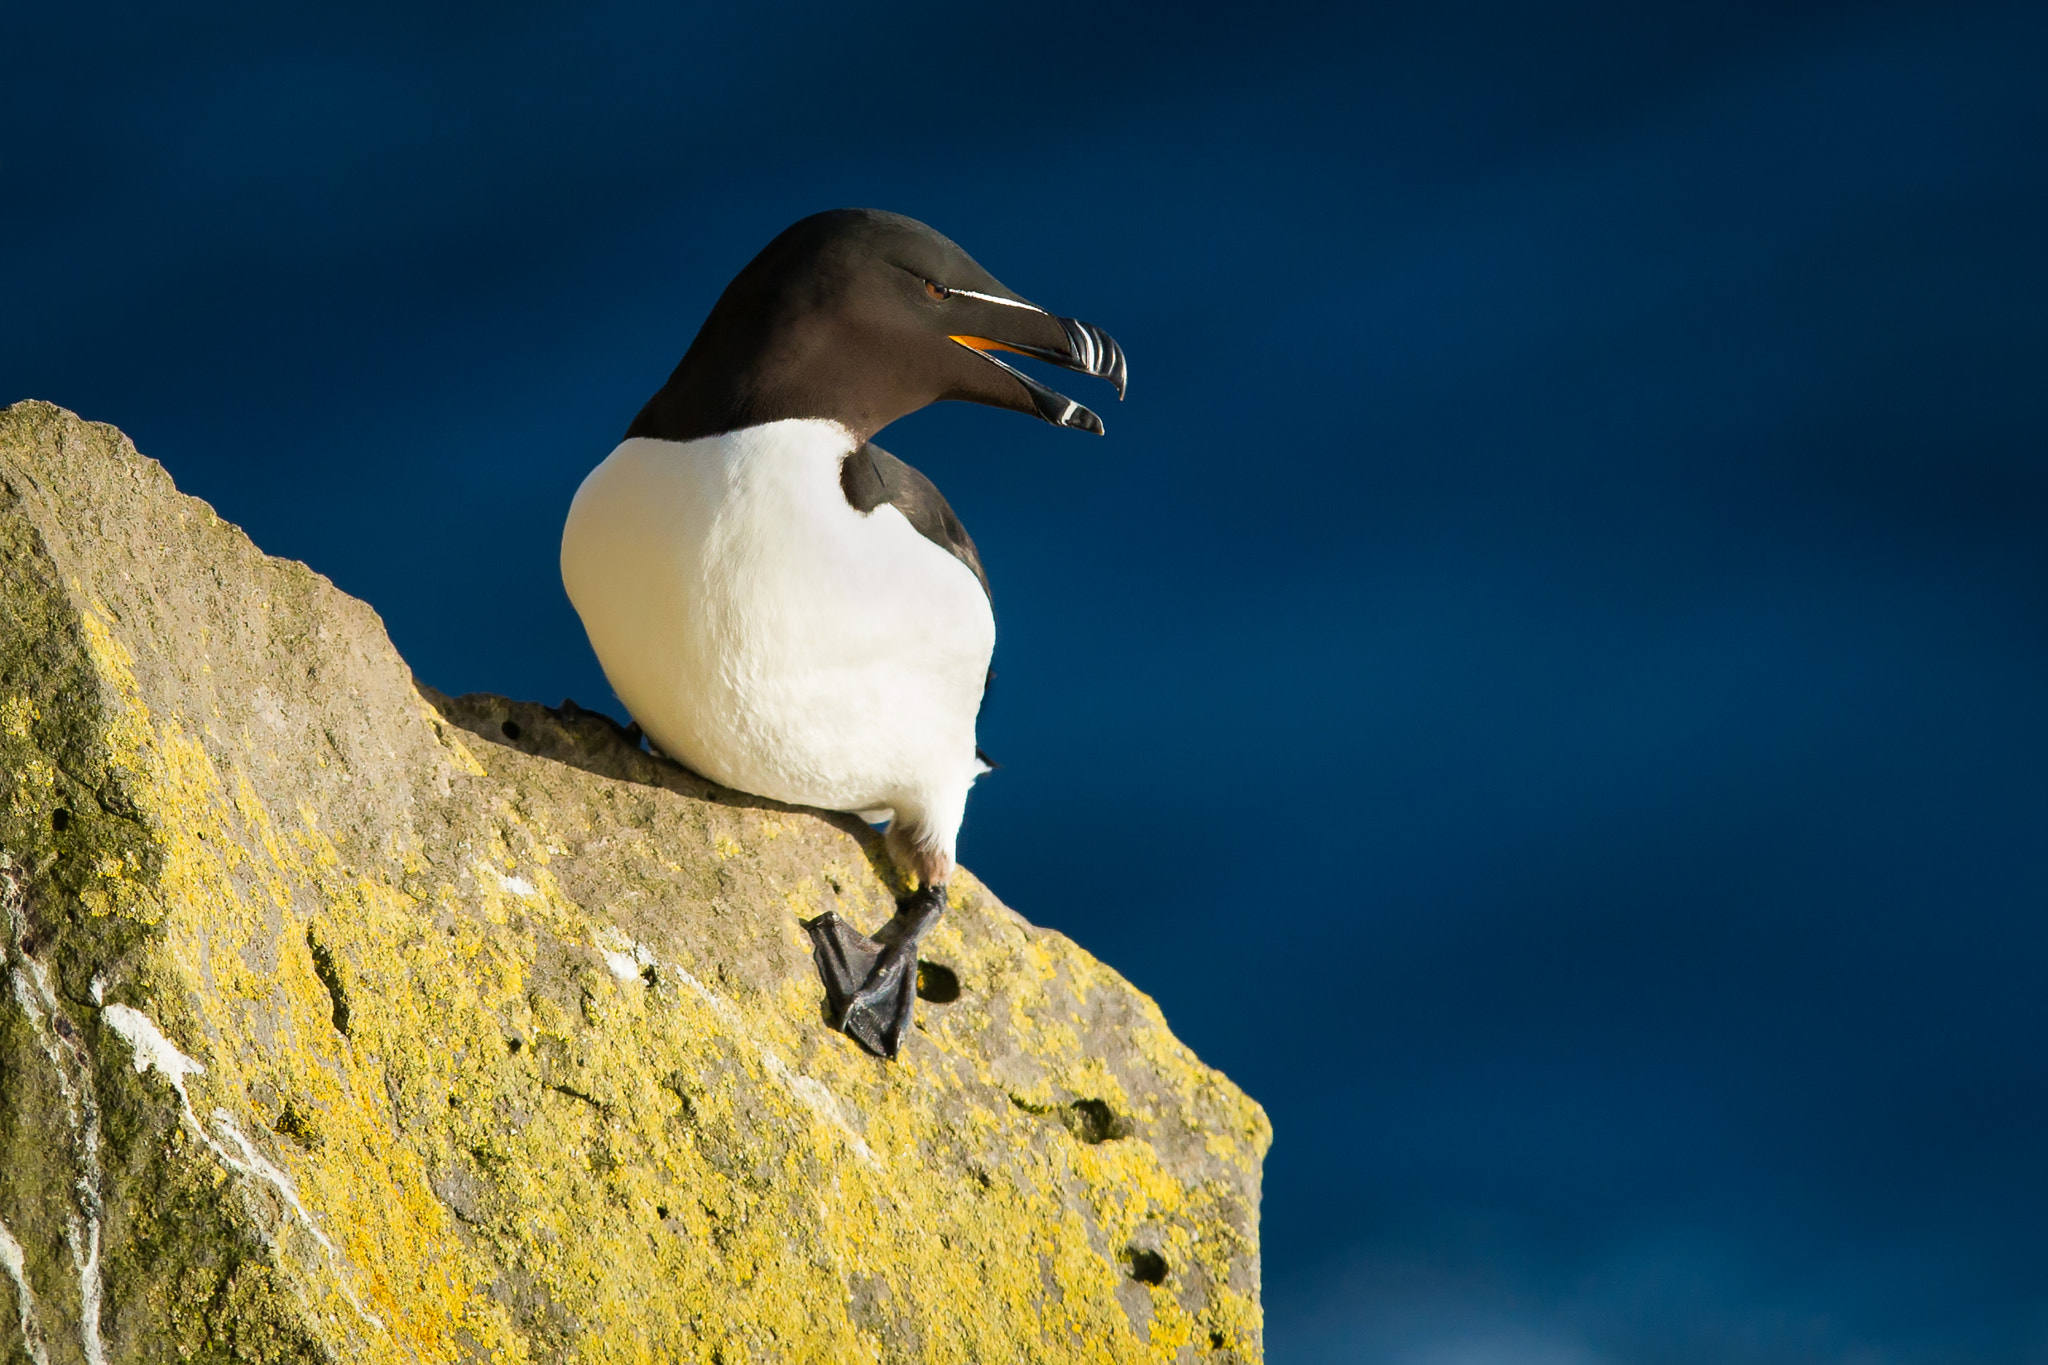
[627,209,1127,444]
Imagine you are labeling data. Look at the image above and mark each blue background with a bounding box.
[8,2,2048,1359]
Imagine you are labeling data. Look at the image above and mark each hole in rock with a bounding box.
[1209,1329,1226,1349]
[915,961,960,1003]
[506,1036,523,1054]
[1123,1247,1168,1285]
[656,1205,670,1220]
[500,719,522,740]
[1065,1098,1132,1144]
[51,808,71,832]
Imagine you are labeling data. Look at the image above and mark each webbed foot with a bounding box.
[804,884,946,1060]
[839,940,920,1058]
[804,911,883,1021]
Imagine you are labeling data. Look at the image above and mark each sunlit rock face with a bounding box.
[0,400,1268,1364]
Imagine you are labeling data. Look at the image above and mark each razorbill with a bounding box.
[561,209,1126,1058]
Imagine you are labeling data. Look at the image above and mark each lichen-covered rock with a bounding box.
[0,400,1269,1364]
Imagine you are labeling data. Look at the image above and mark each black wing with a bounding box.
[839,442,991,602]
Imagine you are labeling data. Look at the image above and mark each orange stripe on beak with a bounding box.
[950,335,1036,358]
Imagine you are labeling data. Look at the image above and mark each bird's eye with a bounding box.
[924,280,950,301]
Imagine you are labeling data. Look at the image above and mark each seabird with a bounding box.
[561,209,1126,1058]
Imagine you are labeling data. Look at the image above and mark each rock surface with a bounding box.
[0,400,1269,1364]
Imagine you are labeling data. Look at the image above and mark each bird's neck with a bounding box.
[626,328,926,445]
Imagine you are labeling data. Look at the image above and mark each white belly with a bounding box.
[560,420,994,830]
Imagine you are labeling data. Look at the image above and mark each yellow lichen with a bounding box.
[2,401,1268,1364]
[1,691,35,739]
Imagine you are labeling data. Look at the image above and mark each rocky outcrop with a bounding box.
[0,400,1268,1364]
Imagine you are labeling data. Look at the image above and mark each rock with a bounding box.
[0,400,1270,1364]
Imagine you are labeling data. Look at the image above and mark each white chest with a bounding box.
[559,420,995,816]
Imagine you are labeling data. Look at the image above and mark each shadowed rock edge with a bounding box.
[0,400,1269,1364]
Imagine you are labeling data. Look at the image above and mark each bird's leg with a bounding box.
[804,882,946,1060]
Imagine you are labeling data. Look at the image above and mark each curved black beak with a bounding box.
[950,315,1128,435]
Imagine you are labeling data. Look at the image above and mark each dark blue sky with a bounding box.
[9,2,2048,1359]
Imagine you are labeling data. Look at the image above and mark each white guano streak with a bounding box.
[4,862,381,1348]
[213,1114,335,1256]
[101,1004,384,1333]
[0,1215,53,1365]
[593,928,650,983]
[3,860,106,1365]
[101,1004,206,1111]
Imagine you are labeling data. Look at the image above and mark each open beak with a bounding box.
[950,315,1128,435]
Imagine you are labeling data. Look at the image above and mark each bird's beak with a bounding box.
[950,314,1128,435]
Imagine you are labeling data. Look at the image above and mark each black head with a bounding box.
[626,209,1127,445]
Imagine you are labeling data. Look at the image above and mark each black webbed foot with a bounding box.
[804,884,947,1060]
[840,940,920,1058]
[804,911,883,1022]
